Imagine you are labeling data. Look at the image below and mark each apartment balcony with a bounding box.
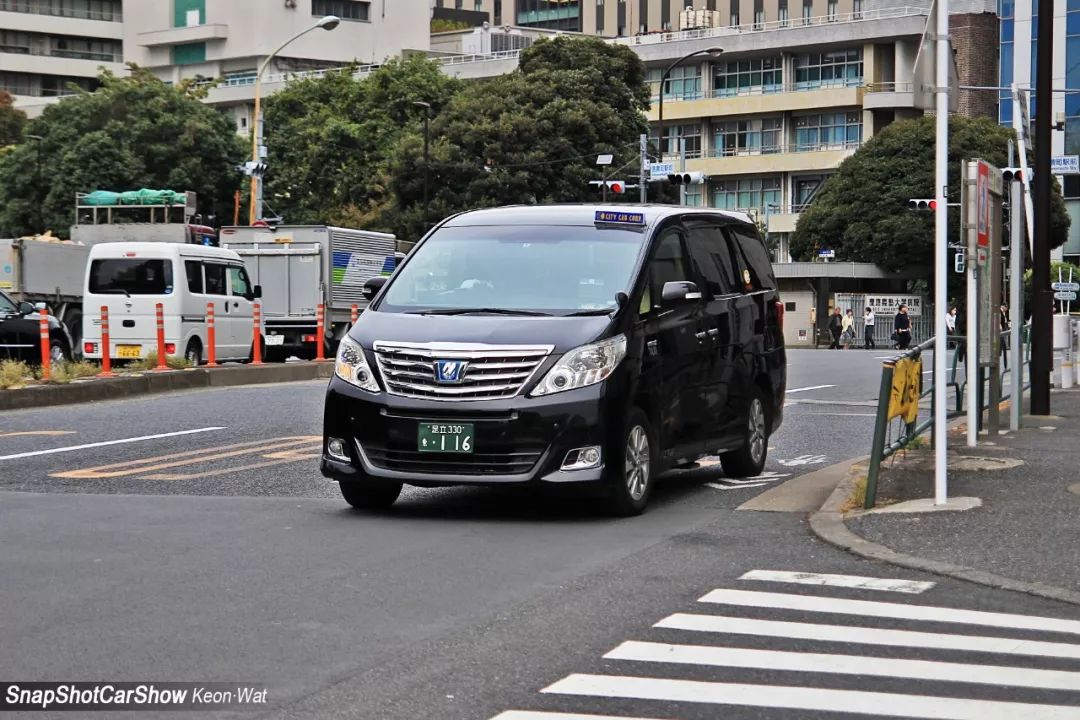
[0,6,122,39]
[663,142,860,177]
[862,81,918,110]
[137,24,229,48]
[646,84,864,121]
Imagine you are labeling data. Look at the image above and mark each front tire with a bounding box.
[49,338,68,365]
[340,481,402,510]
[720,387,770,478]
[603,407,656,517]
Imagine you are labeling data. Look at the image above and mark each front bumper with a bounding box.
[320,375,622,487]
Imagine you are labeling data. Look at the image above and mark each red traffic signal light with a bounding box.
[907,199,937,211]
[607,180,625,194]
[1002,167,1024,182]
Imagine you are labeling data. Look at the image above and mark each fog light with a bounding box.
[562,445,602,471]
[327,437,349,462]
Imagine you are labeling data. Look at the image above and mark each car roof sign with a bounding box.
[594,210,645,225]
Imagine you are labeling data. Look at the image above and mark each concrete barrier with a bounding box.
[0,362,335,412]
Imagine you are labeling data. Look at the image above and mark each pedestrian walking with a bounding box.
[841,309,856,349]
[945,307,958,348]
[828,306,843,349]
[864,306,876,349]
[893,304,912,350]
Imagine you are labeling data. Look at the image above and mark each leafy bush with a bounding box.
[43,360,101,383]
[127,352,192,371]
[0,359,33,389]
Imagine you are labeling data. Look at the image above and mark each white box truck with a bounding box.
[219,225,399,360]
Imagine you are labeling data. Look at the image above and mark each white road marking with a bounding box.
[785,384,836,394]
[656,613,1080,660]
[698,589,1080,636]
[739,570,935,594]
[0,427,227,461]
[542,675,1080,719]
[491,713,663,720]
[605,641,1080,692]
[707,481,769,491]
[776,454,828,467]
[804,412,877,417]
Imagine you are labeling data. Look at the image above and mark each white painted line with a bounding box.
[542,674,1080,719]
[605,641,1080,692]
[807,412,877,417]
[655,613,1080,660]
[785,384,836,394]
[739,570,935,594]
[491,712,664,720]
[0,427,227,461]
[697,589,1080,636]
[707,481,769,491]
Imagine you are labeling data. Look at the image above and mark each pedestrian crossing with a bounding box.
[489,569,1080,720]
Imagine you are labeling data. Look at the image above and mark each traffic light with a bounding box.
[240,161,267,177]
[668,171,705,185]
[954,250,965,274]
[907,199,937,211]
[1002,167,1024,183]
[589,180,626,194]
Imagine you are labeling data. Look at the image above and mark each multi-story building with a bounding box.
[0,0,125,111]
[1000,0,1080,263]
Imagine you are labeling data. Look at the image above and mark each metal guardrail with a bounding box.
[863,328,1032,509]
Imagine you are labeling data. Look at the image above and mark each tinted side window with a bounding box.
[204,263,228,296]
[185,261,203,294]
[728,225,776,292]
[645,228,690,312]
[686,222,739,297]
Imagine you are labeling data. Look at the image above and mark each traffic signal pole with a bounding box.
[1032,0,1054,415]
[933,0,949,504]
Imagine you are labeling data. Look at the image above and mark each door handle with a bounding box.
[695,331,707,342]
[708,328,719,337]
[646,339,659,356]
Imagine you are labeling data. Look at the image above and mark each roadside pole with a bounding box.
[679,138,687,206]
[640,134,648,204]
[964,161,979,449]
[1010,176,1024,431]
[933,0,949,505]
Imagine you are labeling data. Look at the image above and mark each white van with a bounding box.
[82,243,262,365]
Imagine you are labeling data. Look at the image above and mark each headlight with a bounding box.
[335,336,380,392]
[531,335,627,397]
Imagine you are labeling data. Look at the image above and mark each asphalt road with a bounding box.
[5,348,1073,719]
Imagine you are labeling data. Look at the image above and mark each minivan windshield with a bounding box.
[378,225,646,315]
[89,259,174,295]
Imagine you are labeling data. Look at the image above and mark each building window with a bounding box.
[596,0,604,33]
[617,0,626,34]
[794,112,862,150]
[685,184,703,206]
[753,0,764,28]
[793,48,863,89]
[494,0,502,23]
[827,0,837,20]
[778,0,789,25]
[802,0,812,24]
[0,0,123,22]
[661,0,670,29]
[639,0,648,31]
[652,123,703,159]
[853,0,862,17]
[713,118,783,156]
[711,177,782,213]
[172,42,206,65]
[648,64,703,101]
[793,176,826,211]
[714,56,782,96]
[729,0,739,26]
[312,0,370,21]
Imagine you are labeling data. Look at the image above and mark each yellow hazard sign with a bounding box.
[887,357,922,424]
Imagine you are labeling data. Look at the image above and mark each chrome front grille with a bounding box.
[373,342,553,400]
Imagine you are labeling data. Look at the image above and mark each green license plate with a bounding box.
[418,422,474,454]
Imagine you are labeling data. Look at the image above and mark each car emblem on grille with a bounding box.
[433,359,469,384]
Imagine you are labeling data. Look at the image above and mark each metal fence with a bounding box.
[832,293,935,349]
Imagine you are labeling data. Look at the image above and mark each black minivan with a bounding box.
[321,205,786,515]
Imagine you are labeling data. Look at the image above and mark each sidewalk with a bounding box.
[836,388,1080,598]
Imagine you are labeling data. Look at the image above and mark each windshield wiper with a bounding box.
[413,308,552,317]
[99,289,132,298]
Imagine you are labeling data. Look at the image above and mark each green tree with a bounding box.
[791,115,1070,272]
[387,36,654,240]
[0,90,27,147]
[262,56,460,230]
[0,68,244,237]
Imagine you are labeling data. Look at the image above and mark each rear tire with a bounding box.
[184,339,202,366]
[340,481,402,510]
[49,338,69,364]
[603,407,656,517]
[720,387,770,479]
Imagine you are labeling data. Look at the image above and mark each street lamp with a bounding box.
[412,101,432,224]
[26,134,43,233]
[656,47,722,165]
[248,15,340,225]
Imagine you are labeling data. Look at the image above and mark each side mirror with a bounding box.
[661,281,702,305]
[362,276,388,300]
[17,301,35,315]
[252,285,263,299]
[394,252,406,265]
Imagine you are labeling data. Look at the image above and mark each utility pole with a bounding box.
[640,133,648,204]
[932,0,950,503]
[1032,0,1054,414]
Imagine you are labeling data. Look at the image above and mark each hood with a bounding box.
[351,310,614,355]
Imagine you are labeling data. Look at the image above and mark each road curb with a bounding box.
[808,458,1080,607]
[0,362,335,411]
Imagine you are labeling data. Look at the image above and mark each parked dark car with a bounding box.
[321,205,786,515]
[0,290,72,364]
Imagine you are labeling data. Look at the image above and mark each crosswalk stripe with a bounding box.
[655,613,1080,660]
[542,675,1080,719]
[739,570,936,594]
[490,712,664,720]
[605,640,1080,692]
[698,589,1080,635]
